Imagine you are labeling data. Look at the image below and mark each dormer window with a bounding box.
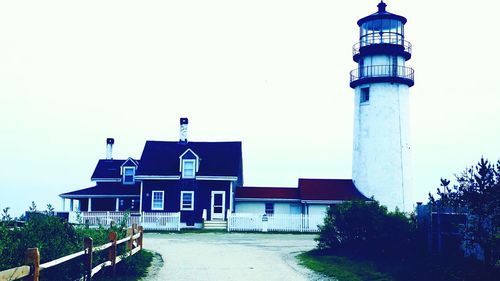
[120,157,139,184]
[182,159,196,178]
[179,148,200,179]
[123,167,136,184]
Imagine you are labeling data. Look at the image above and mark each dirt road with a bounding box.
[142,232,328,281]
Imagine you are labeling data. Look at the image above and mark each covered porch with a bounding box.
[60,183,141,212]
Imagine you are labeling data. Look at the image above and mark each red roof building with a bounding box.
[235,178,368,203]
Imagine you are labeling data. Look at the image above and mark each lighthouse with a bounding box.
[350,1,414,211]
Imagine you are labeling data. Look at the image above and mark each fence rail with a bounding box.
[0,225,143,281]
[228,213,324,232]
[77,211,181,231]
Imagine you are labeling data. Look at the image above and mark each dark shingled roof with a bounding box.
[136,141,242,177]
[298,179,368,201]
[235,187,299,200]
[91,159,140,179]
[235,179,368,202]
[59,182,140,198]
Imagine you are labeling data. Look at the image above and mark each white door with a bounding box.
[211,191,225,220]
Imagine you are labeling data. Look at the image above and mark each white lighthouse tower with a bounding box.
[350,1,414,211]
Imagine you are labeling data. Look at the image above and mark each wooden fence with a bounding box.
[76,211,181,231]
[0,224,143,281]
[227,213,324,232]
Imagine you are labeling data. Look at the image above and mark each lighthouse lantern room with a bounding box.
[350,1,415,211]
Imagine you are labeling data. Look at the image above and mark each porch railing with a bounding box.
[75,211,181,231]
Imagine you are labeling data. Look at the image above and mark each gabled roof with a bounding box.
[235,187,299,200]
[121,157,139,168]
[298,179,368,201]
[91,159,140,180]
[59,182,140,198]
[136,141,242,177]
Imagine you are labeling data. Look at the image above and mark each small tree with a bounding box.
[29,201,37,212]
[1,207,11,222]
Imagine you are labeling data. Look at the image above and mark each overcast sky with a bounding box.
[1,0,499,216]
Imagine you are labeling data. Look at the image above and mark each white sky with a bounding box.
[1,0,499,216]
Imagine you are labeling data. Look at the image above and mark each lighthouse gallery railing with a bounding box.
[350,65,414,83]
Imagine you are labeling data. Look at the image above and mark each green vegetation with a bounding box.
[430,157,500,265]
[316,200,417,259]
[94,250,156,281]
[0,204,153,281]
[298,250,392,281]
[306,158,500,281]
[299,249,499,281]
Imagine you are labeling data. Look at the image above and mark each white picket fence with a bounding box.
[74,211,181,231]
[227,213,325,232]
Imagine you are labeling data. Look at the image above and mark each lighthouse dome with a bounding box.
[357,1,407,26]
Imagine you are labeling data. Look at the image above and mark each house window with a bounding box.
[180,191,194,211]
[182,159,196,178]
[265,203,274,215]
[151,191,164,210]
[361,87,370,104]
[123,167,135,184]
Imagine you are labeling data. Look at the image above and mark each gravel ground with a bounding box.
[141,232,330,281]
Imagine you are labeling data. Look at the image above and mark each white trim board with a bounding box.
[91,178,121,182]
[59,195,140,198]
[135,175,238,181]
[301,200,344,204]
[135,175,181,180]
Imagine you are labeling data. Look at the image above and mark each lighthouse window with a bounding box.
[361,88,370,104]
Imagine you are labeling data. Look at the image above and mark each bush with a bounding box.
[0,207,150,281]
[317,200,417,259]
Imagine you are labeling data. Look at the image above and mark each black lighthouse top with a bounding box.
[357,1,407,26]
[352,1,412,63]
[349,1,414,88]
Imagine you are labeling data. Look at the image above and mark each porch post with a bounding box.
[69,199,74,211]
[62,198,66,211]
[229,182,234,213]
[115,198,119,211]
[88,198,92,212]
[139,181,143,213]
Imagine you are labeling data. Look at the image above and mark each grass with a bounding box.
[297,250,393,281]
[298,250,500,281]
[94,250,156,281]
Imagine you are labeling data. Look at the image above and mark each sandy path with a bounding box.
[141,232,329,281]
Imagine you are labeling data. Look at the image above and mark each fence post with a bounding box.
[127,226,133,251]
[84,237,93,281]
[108,231,117,277]
[25,248,40,281]
[106,211,110,226]
[138,226,144,251]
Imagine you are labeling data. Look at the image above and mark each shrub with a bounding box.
[0,206,148,281]
[317,200,417,259]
